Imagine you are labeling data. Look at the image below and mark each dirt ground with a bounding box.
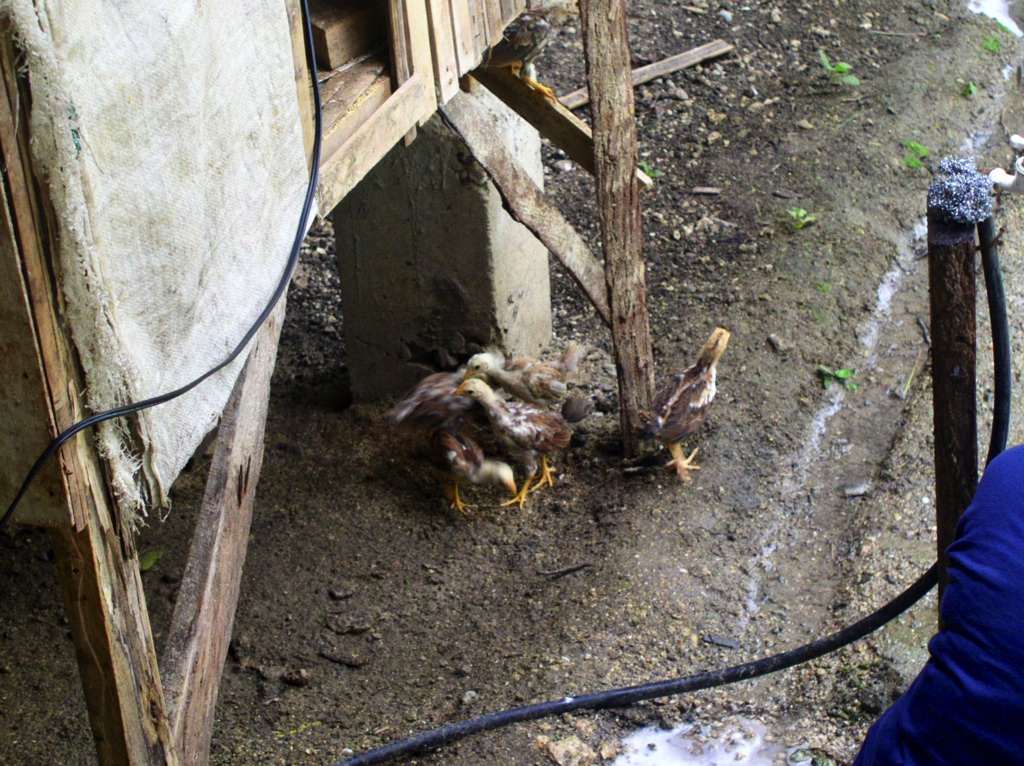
[3,1,1024,765]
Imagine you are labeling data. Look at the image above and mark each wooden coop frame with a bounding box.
[0,0,735,762]
[0,0,530,763]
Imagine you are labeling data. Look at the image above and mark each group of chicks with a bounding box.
[390,328,731,514]
[390,343,584,512]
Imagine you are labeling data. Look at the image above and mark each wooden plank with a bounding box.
[309,0,388,71]
[471,68,652,188]
[161,300,286,766]
[316,73,432,213]
[425,0,461,101]
[320,59,392,159]
[51,517,179,766]
[405,0,437,90]
[400,0,438,130]
[927,209,978,604]
[388,0,413,87]
[482,0,504,50]
[559,39,735,110]
[0,35,83,527]
[0,124,67,528]
[449,0,479,78]
[287,0,318,167]
[579,0,655,458]
[440,96,612,327]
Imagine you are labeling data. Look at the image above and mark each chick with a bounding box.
[640,328,730,483]
[454,378,571,508]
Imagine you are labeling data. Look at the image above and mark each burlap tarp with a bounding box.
[1,0,310,524]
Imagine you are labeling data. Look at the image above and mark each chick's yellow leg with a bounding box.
[529,455,558,493]
[520,76,557,103]
[450,481,478,514]
[501,475,534,509]
[666,444,701,484]
[441,478,476,514]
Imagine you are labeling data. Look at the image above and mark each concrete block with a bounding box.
[333,86,551,401]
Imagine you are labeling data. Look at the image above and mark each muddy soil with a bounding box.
[3,2,1024,765]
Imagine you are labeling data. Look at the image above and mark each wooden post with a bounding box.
[1,33,179,765]
[927,209,978,603]
[160,301,285,766]
[578,0,655,457]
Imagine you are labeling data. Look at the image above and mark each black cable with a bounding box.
[332,213,1014,766]
[0,2,322,534]
[979,217,1011,465]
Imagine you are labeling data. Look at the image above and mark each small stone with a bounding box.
[767,334,791,353]
[282,668,310,687]
[536,735,597,766]
[319,649,367,668]
[554,159,576,173]
[461,690,479,707]
[704,634,741,650]
[842,480,871,498]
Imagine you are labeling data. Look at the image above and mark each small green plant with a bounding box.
[639,159,664,179]
[819,365,859,391]
[819,49,860,87]
[982,34,1001,53]
[139,548,167,572]
[815,281,831,293]
[786,207,817,230]
[961,81,979,97]
[903,140,929,169]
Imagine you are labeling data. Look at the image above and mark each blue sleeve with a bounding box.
[853,444,1024,766]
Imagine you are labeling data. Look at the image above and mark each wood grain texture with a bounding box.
[440,94,612,327]
[161,301,286,766]
[579,0,654,457]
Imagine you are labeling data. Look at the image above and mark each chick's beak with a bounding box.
[454,381,471,396]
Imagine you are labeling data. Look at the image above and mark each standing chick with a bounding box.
[640,328,730,483]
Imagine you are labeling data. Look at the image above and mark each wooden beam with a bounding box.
[471,67,652,188]
[0,72,67,526]
[558,39,735,110]
[440,95,612,327]
[579,0,655,457]
[51,518,179,766]
[161,300,285,766]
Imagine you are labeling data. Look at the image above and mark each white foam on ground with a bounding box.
[968,0,1023,35]
[613,720,785,766]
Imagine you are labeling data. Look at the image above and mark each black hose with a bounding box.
[333,564,938,766]
[332,211,1014,766]
[978,217,1012,465]
[0,1,322,534]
